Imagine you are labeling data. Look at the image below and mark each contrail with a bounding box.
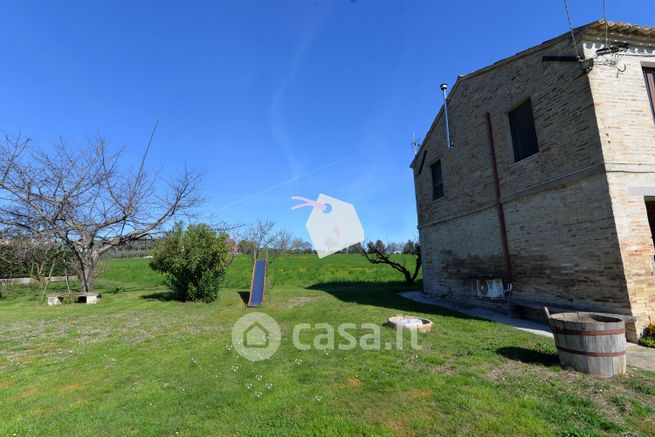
[216,154,359,211]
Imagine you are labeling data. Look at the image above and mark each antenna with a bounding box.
[441,83,453,149]
[411,132,420,155]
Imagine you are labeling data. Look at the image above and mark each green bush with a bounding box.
[150,223,233,302]
[639,321,655,348]
[640,336,655,348]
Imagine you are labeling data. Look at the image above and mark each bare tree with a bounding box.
[290,237,312,254]
[358,239,422,284]
[0,133,201,293]
[401,240,417,255]
[238,219,291,265]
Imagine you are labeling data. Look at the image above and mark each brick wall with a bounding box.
[413,33,648,338]
[585,30,655,335]
[414,37,604,227]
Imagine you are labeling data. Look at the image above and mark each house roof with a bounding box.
[588,20,655,38]
[410,19,655,168]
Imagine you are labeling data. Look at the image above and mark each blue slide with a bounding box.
[247,259,267,307]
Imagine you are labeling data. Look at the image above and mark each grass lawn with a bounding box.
[1,256,654,436]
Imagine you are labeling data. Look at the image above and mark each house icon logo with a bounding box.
[244,321,269,348]
[232,312,281,361]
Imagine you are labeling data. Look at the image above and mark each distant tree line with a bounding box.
[357,239,422,284]
[103,238,159,259]
[0,237,69,280]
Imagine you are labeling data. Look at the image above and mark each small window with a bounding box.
[645,68,655,117]
[508,99,539,162]
[430,161,443,200]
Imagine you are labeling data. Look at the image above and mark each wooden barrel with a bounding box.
[547,310,626,377]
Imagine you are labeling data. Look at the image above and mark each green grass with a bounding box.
[222,253,422,288]
[94,253,421,291]
[1,256,654,436]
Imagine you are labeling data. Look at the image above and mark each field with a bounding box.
[1,256,654,436]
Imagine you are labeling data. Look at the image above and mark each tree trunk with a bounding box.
[78,251,99,293]
[403,269,414,284]
[409,251,422,284]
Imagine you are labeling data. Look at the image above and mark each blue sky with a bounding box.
[1,0,653,244]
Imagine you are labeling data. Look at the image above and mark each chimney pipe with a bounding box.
[440,83,453,149]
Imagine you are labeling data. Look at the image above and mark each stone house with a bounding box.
[411,20,655,340]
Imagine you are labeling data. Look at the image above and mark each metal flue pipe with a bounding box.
[441,83,453,149]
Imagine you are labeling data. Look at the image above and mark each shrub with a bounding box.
[639,321,655,348]
[640,336,655,348]
[150,223,233,302]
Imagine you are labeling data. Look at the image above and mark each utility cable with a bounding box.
[563,0,582,60]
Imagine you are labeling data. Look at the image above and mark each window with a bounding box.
[645,68,655,117]
[430,161,443,200]
[508,99,539,162]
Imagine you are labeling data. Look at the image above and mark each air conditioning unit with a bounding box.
[476,278,512,299]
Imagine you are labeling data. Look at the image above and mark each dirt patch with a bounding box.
[58,382,83,393]
[15,354,41,365]
[35,344,63,352]
[485,361,525,381]
[20,386,41,399]
[347,377,362,389]
[281,296,320,309]
[430,358,458,375]
[387,418,417,437]
[408,388,432,398]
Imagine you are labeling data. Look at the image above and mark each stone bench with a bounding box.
[47,292,101,306]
